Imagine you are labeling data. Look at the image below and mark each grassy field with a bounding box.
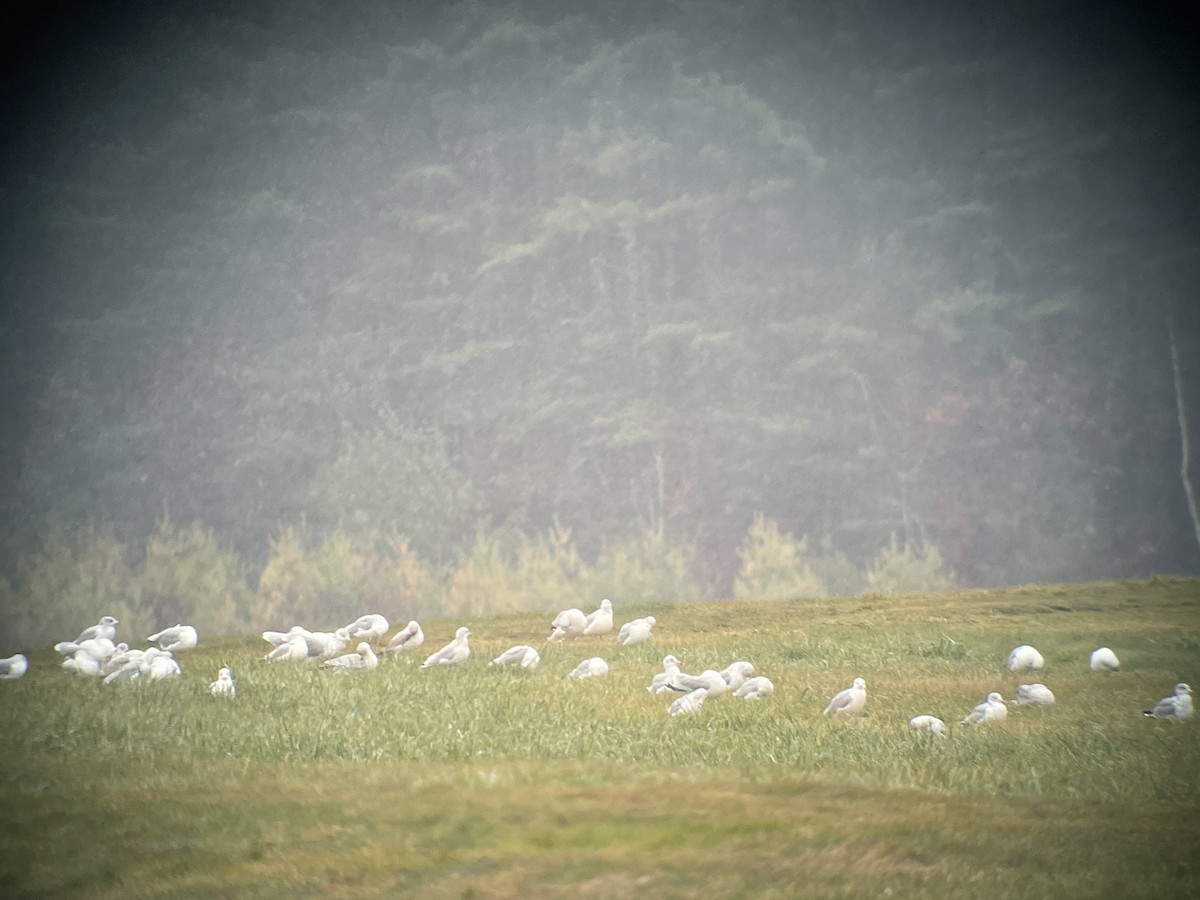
[2,578,1198,898]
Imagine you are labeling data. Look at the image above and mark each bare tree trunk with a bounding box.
[1169,313,1200,553]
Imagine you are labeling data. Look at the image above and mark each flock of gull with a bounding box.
[0,601,1193,731]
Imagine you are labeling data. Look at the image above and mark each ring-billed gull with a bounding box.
[421,626,471,668]
[733,676,774,700]
[265,633,310,662]
[490,645,541,669]
[583,599,614,636]
[1006,645,1044,672]
[323,642,379,673]
[1144,683,1193,719]
[142,649,181,680]
[823,677,867,716]
[384,621,424,655]
[617,616,656,646]
[909,715,946,736]
[647,654,682,694]
[210,667,236,698]
[668,687,708,716]
[668,669,728,697]
[54,637,116,663]
[302,628,351,661]
[148,624,198,653]
[102,649,146,683]
[63,649,102,678]
[548,608,587,642]
[73,616,119,644]
[719,661,755,692]
[345,614,389,644]
[262,626,307,647]
[1014,683,1055,706]
[961,692,1007,725]
[0,654,28,680]
[1089,647,1120,672]
[568,657,609,679]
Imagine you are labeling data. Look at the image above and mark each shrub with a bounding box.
[865,537,955,593]
[733,514,827,601]
[137,520,253,637]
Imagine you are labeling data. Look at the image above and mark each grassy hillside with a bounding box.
[2,579,1198,898]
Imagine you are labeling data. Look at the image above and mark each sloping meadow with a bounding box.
[2,579,1198,897]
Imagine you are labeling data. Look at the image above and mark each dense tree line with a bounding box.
[1,0,1197,626]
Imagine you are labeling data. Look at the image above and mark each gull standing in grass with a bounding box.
[323,642,379,673]
[647,654,682,694]
[383,621,424,655]
[421,626,471,668]
[1007,644,1044,671]
[1014,683,1056,706]
[823,677,867,716]
[668,687,708,716]
[1144,682,1193,720]
[568,657,609,679]
[733,676,774,700]
[103,649,146,683]
[148,624,198,653]
[62,649,102,678]
[210,667,236,698]
[582,599,614,636]
[617,616,656,646]
[54,637,116,665]
[548,608,587,642]
[490,645,541,670]
[962,692,1007,725]
[1090,647,1120,672]
[141,648,181,680]
[345,614,389,644]
[909,715,946,736]
[0,654,28,680]
[262,626,307,648]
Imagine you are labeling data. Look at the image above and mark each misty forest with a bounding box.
[2,0,1199,649]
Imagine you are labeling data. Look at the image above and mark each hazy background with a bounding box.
[2,0,1198,646]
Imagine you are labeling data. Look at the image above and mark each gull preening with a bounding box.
[1144,682,1193,720]
[384,621,425,655]
[1014,683,1055,706]
[63,650,103,678]
[568,657,609,679]
[583,599,614,636]
[733,676,774,700]
[490,644,541,669]
[265,633,310,662]
[210,667,236,698]
[421,626,471,668]
[548,608,587,642]
[667,687,708,716]
[617,616,656,646]
[1089,647,1120,672]
[962,692,1007,725]
[148,624,198,653]
[719,660,755,692]
[909,715,946,736]
[323,642,379,673]
[1006,645,1044,672]
[301,628,351,661]
[0,654,28,680]
[140,648,181,680]
[345,614,389,644]
[823,677,867,716]
[54,637,117,665]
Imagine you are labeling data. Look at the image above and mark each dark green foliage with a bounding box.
[1,0,1198,609]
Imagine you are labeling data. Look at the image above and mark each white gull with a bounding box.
[1089,647,1120,672]
[734,676,774,700]
[668,687,708,716]
[490,645,541,669]
[548,608,587,642]
[568,657,609,679]
[1014,683,1055,706]
[210,667,236,698]
[583,599,614,636]
[0,654,28,680]
[617,616,656,646]
[421,626,471,668]
[962,692,1007,725]
[1144,682,1193,720]
[148,624,198,653]
[384,621,425,655]
[1006,645,1044,672]
[823,677,867,716]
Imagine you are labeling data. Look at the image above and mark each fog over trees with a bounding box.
[1,1,1198,644]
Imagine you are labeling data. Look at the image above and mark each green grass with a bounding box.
[2,578,1198,897]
